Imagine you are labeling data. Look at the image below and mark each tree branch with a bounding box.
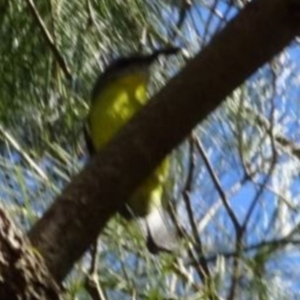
[28,0,300,282]
[0,208,62,299]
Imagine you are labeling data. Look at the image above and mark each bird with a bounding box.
[84,48,179,253]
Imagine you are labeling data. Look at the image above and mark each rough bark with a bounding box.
[0,209,62,299]
[28,0,300,282]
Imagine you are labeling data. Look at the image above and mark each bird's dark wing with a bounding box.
[83,123,96,156]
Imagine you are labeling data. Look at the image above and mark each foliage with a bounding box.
[0,0,300,299]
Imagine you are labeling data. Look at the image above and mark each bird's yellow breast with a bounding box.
[87,73,169,216]
[88,74,148,149]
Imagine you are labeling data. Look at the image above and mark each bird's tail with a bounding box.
[142,209,178,254]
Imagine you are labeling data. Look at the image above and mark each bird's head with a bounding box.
[91,47,180,99]
[106,47,180,78]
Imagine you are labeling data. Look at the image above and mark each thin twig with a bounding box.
[214,0,236,34]
[227,66,279,300]
[171,136,219,299]
[193,134,241,232]
[183,137,211,278]
[168,202,215,296]
[24,0,72,81]
[0,125,48,181]
[192,134,241,300]
[203,237,300,263]
[85,240,107,300]
[169,0,192,42]
[242,68,278,232]
[171,258,201,291]
[202,0,220,46]
[243,103,300,160]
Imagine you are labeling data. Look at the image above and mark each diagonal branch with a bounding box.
[193,135,241,232]
[28,0,300,282]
